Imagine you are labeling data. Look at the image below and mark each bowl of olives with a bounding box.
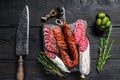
[96,12,112,31]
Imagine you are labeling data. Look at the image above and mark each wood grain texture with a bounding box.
[0,0,120,80]
[1,0,120,26]
[0,0,26,26]
[0,27,119,60]
[0,60,120,80]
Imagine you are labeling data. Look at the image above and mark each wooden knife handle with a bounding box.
[17,56,24,80]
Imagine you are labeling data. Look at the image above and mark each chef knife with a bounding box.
[16,5,29,80]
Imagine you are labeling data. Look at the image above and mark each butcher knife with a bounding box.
[16,5,29,80]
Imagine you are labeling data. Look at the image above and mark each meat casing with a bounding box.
[60,23,79,67]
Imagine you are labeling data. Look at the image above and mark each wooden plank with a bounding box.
[0,60,46,80]
[0,0,120,80]
[1,0,120,26]
[0,0,26,26]
[0,26,42,59]
[0,60,120,80]
[89,27,120,60]
[63,0,120,26]
[0,27,119,60]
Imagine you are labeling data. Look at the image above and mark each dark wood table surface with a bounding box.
[0,0,120,80]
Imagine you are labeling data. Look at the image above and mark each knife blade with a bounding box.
[16,5,29,80]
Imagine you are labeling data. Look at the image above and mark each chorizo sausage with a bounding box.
[59,23,79,67]
[52,26,68,50]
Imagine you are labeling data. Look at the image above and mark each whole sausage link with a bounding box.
[59,23,79,67]
[60,49,74,67]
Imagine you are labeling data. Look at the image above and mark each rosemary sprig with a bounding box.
[37,52,65,77]
[97,25,115,73]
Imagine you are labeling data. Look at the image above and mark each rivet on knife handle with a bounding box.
[17,56,24,80]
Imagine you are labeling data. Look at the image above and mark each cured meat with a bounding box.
[59,23,79,67]
[60,48,78,67]
[45,44,58,53]
[76,19,86,35]
[79,36,89,52]
[45,51,70,73]
[60,49,73,67]
[79,43,90,78]
[44,25,58,53]
[53,26,68,50]
[74,19,86,45]
[75,19,90,79]
[45,51,56,59]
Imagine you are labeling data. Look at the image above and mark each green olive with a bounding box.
[102,17,108,25]
[98,13,106,18]
[106,21,111,27]
[96,19,101,26]
[100,25,106,29]
[106,16,110,21]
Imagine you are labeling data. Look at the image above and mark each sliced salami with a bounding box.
[76,19,86,35]
[44,25,58,53]
[44,36,55,44]
[45,51,70,73]
[74,30,82,45]
[79,36,89,52]
[45,51,56,59]
[45,44,58,53]
[44,25,51,32]
[74,19,86,45]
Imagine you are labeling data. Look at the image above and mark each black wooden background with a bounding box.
[0,0,120,80]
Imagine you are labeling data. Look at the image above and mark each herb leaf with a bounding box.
[37,52,65,77]
[97,25,115,73]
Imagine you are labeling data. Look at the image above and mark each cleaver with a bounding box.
[16,5,29,80]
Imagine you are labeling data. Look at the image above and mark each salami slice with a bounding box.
[74,30,82,45]
[44,25,51,32]
[45,44,58,53]
[79,36,89,52]
[76,19,86,35]
[74,19,86,45]
[44,25,58,53]
[45,51,56,59]
[45,51,70,73]
[44,36,55,44]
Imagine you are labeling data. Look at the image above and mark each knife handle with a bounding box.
[17,56,24,80]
